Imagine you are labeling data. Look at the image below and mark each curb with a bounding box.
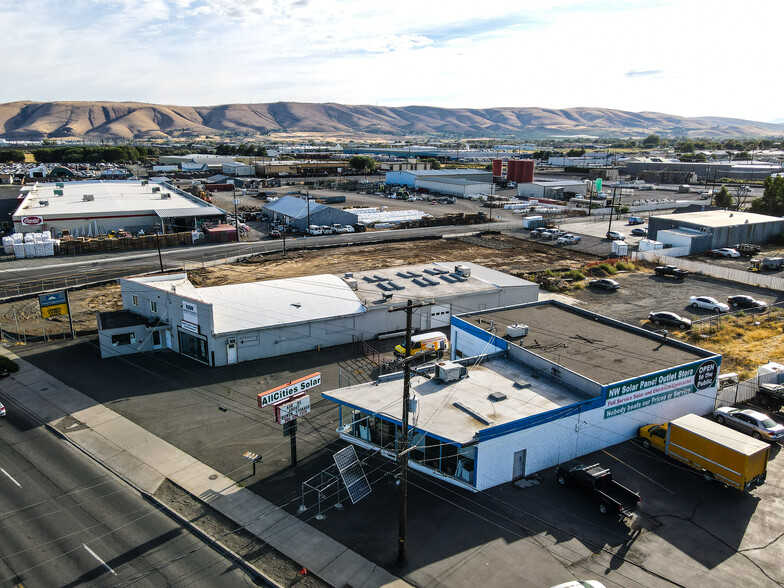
[3,392,287,588]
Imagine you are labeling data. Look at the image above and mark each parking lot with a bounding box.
[13,260,784,587]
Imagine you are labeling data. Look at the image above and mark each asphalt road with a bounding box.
[0,221,515,300]
[0,402,258,587]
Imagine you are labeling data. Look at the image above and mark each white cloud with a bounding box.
[0,0,782,121]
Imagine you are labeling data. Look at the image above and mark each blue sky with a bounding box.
[1,0,782,122]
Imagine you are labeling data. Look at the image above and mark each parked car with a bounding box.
[606,230,626,240]
[727,295,767,310]
[352,222,367,232]
[689,296,730,313]
[627,216,644,225]
[529,228,546,238]
[332,224,350,234]
[648,311,692,329]
[589,278,620,291]
[0,401,5,417]
[269,229,282,239]
[654,265,688,280]
[630,227,647,236]
[557,234,581,245]
[555,460,641,516]
[320,225,334,235]
[541,229,565,240]
[308,225,323,236]
[713,407,784,442]
[709,248,741,258]
[342,224,355,233]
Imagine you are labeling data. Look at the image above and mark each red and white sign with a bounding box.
[275,394,311,424]
[258,372,321,408]
[21,216,43,226]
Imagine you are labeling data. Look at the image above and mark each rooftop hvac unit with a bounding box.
[344,277,359,290]
[39,200,49,207]
[160,193,171,199]
[436,361,467,383]
[55,182,64,188]
[82,194,94,202]
[506,323,529,338]
[141,180,148,186]
[54,189,63,196]
[382,292,393,300]
[344,272,354,278]
[455,264,471,277]
[152,186,160,193]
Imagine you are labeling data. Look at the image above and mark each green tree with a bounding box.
[748,176,784,216]
[422,157,441,170]
[713,185,733,208]
[348,155,375,172]
[0,149,25,163]
[566,149,586,157]
[642,134,661,148]
[735,151,751,160]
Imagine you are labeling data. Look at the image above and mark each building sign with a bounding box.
[258,372,321,408]
[182,301,198,331]
[180,320,199,334]
[603,359,719,419]
[239,334,259,346]
[276,394,311,424]
[22,216,43,226]
[39,291,69,319]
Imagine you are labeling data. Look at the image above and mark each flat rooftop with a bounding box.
[459,302,711,385]
[13,180,225,218]
[348,262,536,307]
[323,356,591,444]
[653,209,784,228]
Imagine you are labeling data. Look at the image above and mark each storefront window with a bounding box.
[178,329,209,364]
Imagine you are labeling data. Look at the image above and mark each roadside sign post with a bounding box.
[242,451,263,476]
[38,290,75,339]
[258,373,319,469]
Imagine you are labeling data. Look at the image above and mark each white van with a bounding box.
[308,225,323,236]
[394,331,449,359]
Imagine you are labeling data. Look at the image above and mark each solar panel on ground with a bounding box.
[333,446,372,504]
[376,282,391,291]
[396,272,411,279]
[373,274,386,282]
[423,277,439,286]
[440,275,455,283]
[363,276,376,283]
[450,273,467,282]
[407,271,422,278]
[423,269,438,275]
[388,281,405,290]
[412,278,429,287]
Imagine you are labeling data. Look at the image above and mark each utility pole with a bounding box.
[607,186,618,236]
[306,190,311,235]
[234,194,240,242]
[155,232,164,273]
[388,299,433,567]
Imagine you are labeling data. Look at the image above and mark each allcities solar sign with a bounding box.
[258,372,321,408]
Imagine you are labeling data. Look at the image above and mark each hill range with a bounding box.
[1,101,783,141]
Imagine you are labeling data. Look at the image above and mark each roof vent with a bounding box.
[488,391,507,402]
[506,323,529,338]
[344,277,359,290]
[382,292,393,300]
[39,200,49,207]
[344,272,353,279]
[455,264,471,277]
[161,193,171,199]
[152,186,161,193]
[82,194,94,201]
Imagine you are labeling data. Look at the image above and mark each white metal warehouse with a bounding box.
[323,300,721,491]
[97,262,539,366]
[12,180,226,236]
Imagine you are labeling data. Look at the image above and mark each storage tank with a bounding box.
[507,159,520,182]
[519,160,534,183]
[492,159,503,177]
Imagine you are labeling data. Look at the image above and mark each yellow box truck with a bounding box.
[638,413,769,492]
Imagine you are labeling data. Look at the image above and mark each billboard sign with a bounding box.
[276,394,311,424]
[603,359,719,419]
[39,291,69,319]
[258,372,321,408]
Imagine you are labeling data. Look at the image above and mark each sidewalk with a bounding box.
[0,346,409,588]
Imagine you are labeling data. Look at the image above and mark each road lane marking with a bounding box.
[1,468,22,488]
[83,544,116,576]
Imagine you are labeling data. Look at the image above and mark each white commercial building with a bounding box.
[517,180,589,200]
[97,262,539,367]
[323,300,720,491]
[413,176,489,198]
[12,180,226,236]
[385,169,493,188]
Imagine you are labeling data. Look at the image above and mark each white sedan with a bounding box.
[689,296,730,313]
[711,248,741,258]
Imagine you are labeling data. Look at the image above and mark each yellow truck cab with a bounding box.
[394,331,449,359]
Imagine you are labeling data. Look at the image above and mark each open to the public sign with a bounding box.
[257,372,321,408]
[275,394,311,424]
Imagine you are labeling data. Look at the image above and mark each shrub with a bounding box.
[565,269,586,281]
[615,261,636,271]
[598,263,618,275]
[0,356,19,373]
[571,281,586,290]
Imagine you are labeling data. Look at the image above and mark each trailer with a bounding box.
[638,413,769,491]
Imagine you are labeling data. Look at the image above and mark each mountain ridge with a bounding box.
[1,100,783,140]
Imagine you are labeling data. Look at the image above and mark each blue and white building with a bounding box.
[323,300,720,491]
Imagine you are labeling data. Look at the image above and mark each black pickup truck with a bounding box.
[758,383,784,412]
[654,265,688,280]
[555,460,641,517]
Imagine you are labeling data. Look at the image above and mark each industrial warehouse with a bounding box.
[97,262,539,366]
[648,209,784,254]
[11,180,226,236]
[322,300,721,491]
